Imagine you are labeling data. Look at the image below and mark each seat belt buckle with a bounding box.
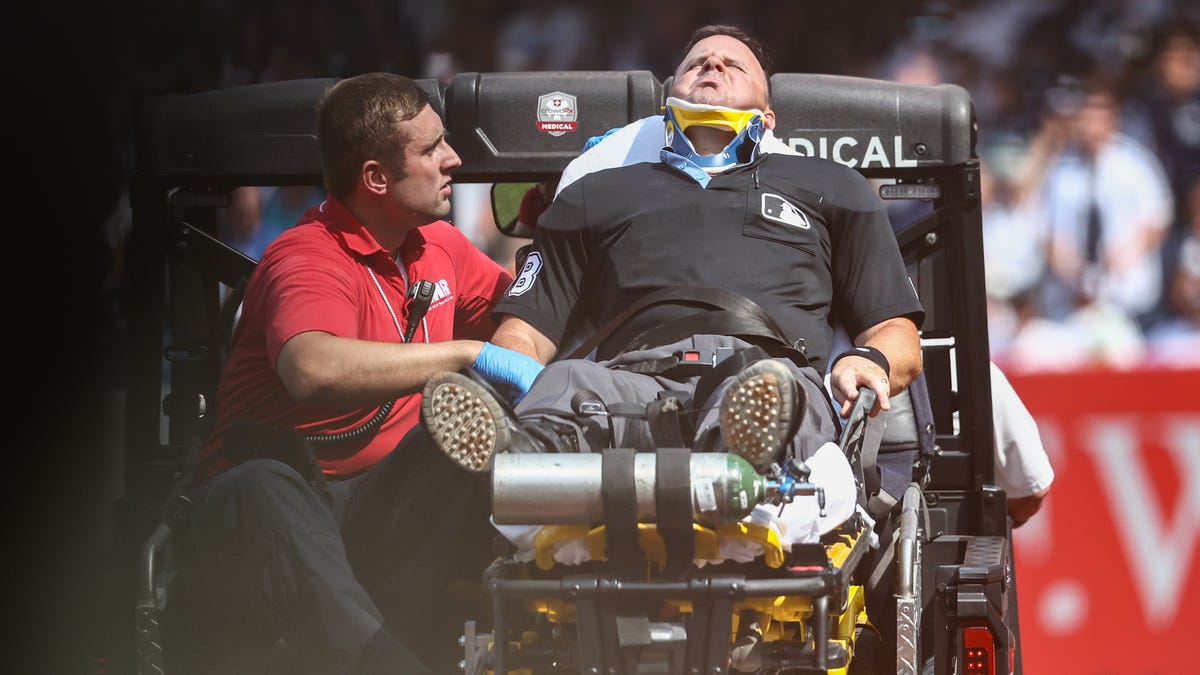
[675,346,736,367]
[667,346,737,379]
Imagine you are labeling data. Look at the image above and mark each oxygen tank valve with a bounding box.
[768,458,826,517]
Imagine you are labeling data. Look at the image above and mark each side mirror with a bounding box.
[491,181,557,238]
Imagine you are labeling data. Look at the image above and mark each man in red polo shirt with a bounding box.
[165,72,542,675]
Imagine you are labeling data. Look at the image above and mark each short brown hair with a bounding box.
[681,25,773,79]
[316,72,430,199]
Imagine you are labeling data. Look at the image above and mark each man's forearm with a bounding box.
[277,331,484,406]
[491,315,558,363]
[858,317,923,392]
[829,316,922,416]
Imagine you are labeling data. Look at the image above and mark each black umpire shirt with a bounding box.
[495,153,925,371]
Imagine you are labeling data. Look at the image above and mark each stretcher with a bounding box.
[127,69,1020,675]
[461,387,884,674]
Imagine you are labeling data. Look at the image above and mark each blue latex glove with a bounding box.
[582,126,621,152]
[472,342,544,402]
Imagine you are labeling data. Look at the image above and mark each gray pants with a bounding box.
[515,335,840,462]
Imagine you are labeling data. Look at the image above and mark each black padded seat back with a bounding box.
[874,386,930,514]
[446,71,663,182]
[767,73,974,171]
[881,388,920,452]
[138,78,445,184]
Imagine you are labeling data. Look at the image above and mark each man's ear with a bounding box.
[363,160,389,195]
[762,107,777,130]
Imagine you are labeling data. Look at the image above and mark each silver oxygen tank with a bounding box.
[491,452,773,526]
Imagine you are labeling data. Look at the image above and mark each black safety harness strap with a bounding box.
[655,447,694,579]
[837,388,891,516]
[564,285,796,361]
[907,371,936,460]
[601,447,641,578]
[623,308,791,356]
[860,411,891,514]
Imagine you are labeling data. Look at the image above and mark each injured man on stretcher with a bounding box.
[419,129,923,568]
[419,26,924,563]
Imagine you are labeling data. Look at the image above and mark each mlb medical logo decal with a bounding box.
[537,92,578,136]
[761,193,811,229]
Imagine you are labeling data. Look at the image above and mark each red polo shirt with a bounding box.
[197,196,513,480]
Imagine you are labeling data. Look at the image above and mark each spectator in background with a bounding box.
[218,5,266,87]
[341,0,423,77]
[1000,79,1157,373]
[605,0,703,78]
[1124,18,1200,216]
[1146,177,1200,367]
[248,185,327,260]
[1032,77,1174,328]
[1123,18,1200,330]
[1004,284,1149,372]
[218,189,325,266]
[220,186,262,259]
[494,0,595,71]
[979,143,1047,359]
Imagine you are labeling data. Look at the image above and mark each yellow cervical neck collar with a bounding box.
[663,96,764,135]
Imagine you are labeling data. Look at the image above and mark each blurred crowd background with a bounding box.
[100,0,1200,374]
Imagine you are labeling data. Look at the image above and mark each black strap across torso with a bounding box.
[563,285,798,361]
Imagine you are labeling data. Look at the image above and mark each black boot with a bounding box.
[717,358,806,470]
[421,371,547,471]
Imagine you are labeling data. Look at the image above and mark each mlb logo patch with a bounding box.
[761,193,811,229]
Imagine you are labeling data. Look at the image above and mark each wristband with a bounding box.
[831,346,891,377]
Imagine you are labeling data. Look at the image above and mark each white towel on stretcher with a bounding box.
[493,442,859,566]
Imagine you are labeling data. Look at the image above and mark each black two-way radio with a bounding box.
[403,280,437,343]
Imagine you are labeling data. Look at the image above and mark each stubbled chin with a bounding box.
[688,89,727,106]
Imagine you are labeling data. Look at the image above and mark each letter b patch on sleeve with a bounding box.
[507,251,543,297]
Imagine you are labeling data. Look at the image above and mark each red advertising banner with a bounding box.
[1008,368,1200,674]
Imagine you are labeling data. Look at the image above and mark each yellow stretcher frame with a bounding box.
[497,517,872,674]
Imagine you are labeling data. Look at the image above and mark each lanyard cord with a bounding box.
[367,267,405,341]
[369,265,429,344]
